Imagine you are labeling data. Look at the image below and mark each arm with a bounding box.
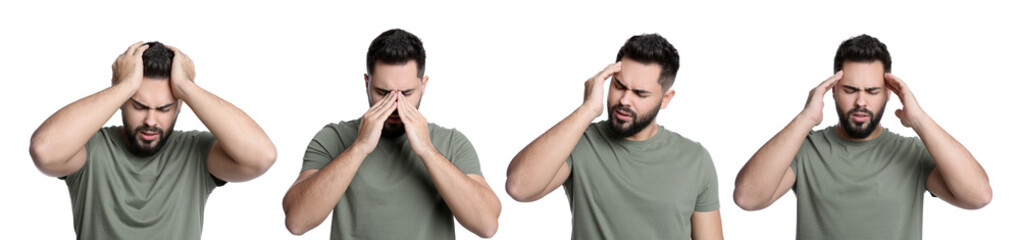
[733,72,842,210]
[282,91,399,235]
[885,73,992,209]
[396,93,501,238]
[29,42,149,177]
[165,46,276,182]
[691,209,723,240]
[505,63,621,202]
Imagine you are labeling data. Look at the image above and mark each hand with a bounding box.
[396,93,436,157]
[581,62,622,117]
[800,71,843,126]
[352,91,399,154]
[164,45,196,99]
[885,73,928,127]
[111,42,149,90]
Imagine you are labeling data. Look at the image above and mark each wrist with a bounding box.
[578,102,602,120]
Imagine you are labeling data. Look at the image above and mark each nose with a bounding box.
[854,91,867,108]
[144,109,158,127]
[619,90,634,107]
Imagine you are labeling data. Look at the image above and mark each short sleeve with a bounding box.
[448,130,482,176]
[189,131,223,188]
[302,125,345,171]
[695,148,720,212]
[914,138,937,195]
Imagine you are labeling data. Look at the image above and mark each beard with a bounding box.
[381,120,405,139]
[836,101,886,139]
[124,123,175,156]
[608,103,660,138]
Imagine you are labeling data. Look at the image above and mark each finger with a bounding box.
[165,45,182,55]
[884,73,905,94]
[598,62,623,81]
[820,71,843,89]
[369,91,397,114]
[133,44,150,57]
[125,41,144,55]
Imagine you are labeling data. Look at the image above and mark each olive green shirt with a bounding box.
[64,126,221,240]
[564,121,720,239]
[791,127,936,240]
[302,119,482,240]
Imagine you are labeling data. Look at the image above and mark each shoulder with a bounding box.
[427,122,471,143]
[659,126,712,159]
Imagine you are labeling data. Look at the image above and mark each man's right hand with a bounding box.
[352,91,399,154]
[580,62,622,117]
[111,42,149,90]
[799,71,843,126]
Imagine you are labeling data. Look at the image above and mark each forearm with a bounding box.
[912,116,991,204]
[177,82,275,168]
[506,105,596,200]
[30,83,134,169]
[734,113,812,209]
[283,146,370,235]
[419,149,500,238]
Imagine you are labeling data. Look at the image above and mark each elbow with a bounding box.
[476,221,498,238]
[285,219,310,236]
[505,180,539,202]
[963,189,993,210]
[256,146,278,174]
[733,191,768,211]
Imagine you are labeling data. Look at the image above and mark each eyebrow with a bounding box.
[130,98,176,109]
[841,85,883,91]
[613,78,652,94]
[373,87,416,93]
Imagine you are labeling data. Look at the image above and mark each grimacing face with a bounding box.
[833,61,889,139]
[606,57,674,138]
[120,78,180,156]
[364,61,428,138]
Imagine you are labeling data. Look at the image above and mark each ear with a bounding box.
[660,89,675,109]
[420,75,429,95]
[364,73,370,89]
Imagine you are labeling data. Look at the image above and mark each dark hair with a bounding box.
[615,34,680,90]
[141,41,174,79]
[366,29,426,78]
[833,34,891,73]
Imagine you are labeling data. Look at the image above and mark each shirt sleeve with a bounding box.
[448,130,482,176]
[914,137,937,196]
[190,131,222,188]
[303,125,345,171]
[695,147,721,212]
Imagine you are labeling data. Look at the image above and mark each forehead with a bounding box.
[840,61,885,87]
[133,78,175,105]
[370,61,421,89]
[614,57,663,91]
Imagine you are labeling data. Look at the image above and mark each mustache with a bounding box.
[134,126,164,135]
[611,104,636,117]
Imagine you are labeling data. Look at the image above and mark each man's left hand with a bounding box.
[397,93,436,157]
[166,45,196,99]
[885,73,929,127]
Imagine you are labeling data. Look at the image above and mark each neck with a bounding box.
[834,123,884,141]
[623,120,659,141]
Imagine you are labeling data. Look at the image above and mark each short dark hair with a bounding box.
[615,34,680,90]
[366,29,426,78]
[833,34,892,73]
[141,41,174,79]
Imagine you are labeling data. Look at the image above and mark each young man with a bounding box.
[734,34,992,239]
[506,34,724,240]
[29,42,277,239]
[282,29,501,239]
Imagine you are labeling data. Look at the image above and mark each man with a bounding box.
[282,29,501,239]
[733,34,992,239]
[29,42,277,239]
[506,34,724,240]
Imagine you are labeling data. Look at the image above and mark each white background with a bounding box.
[2,1,1017,239]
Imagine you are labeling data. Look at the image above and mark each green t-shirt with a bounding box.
[63,126,221,240]
[302,119,482,240]
[563,121,720,240]
[791,127,936,240]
